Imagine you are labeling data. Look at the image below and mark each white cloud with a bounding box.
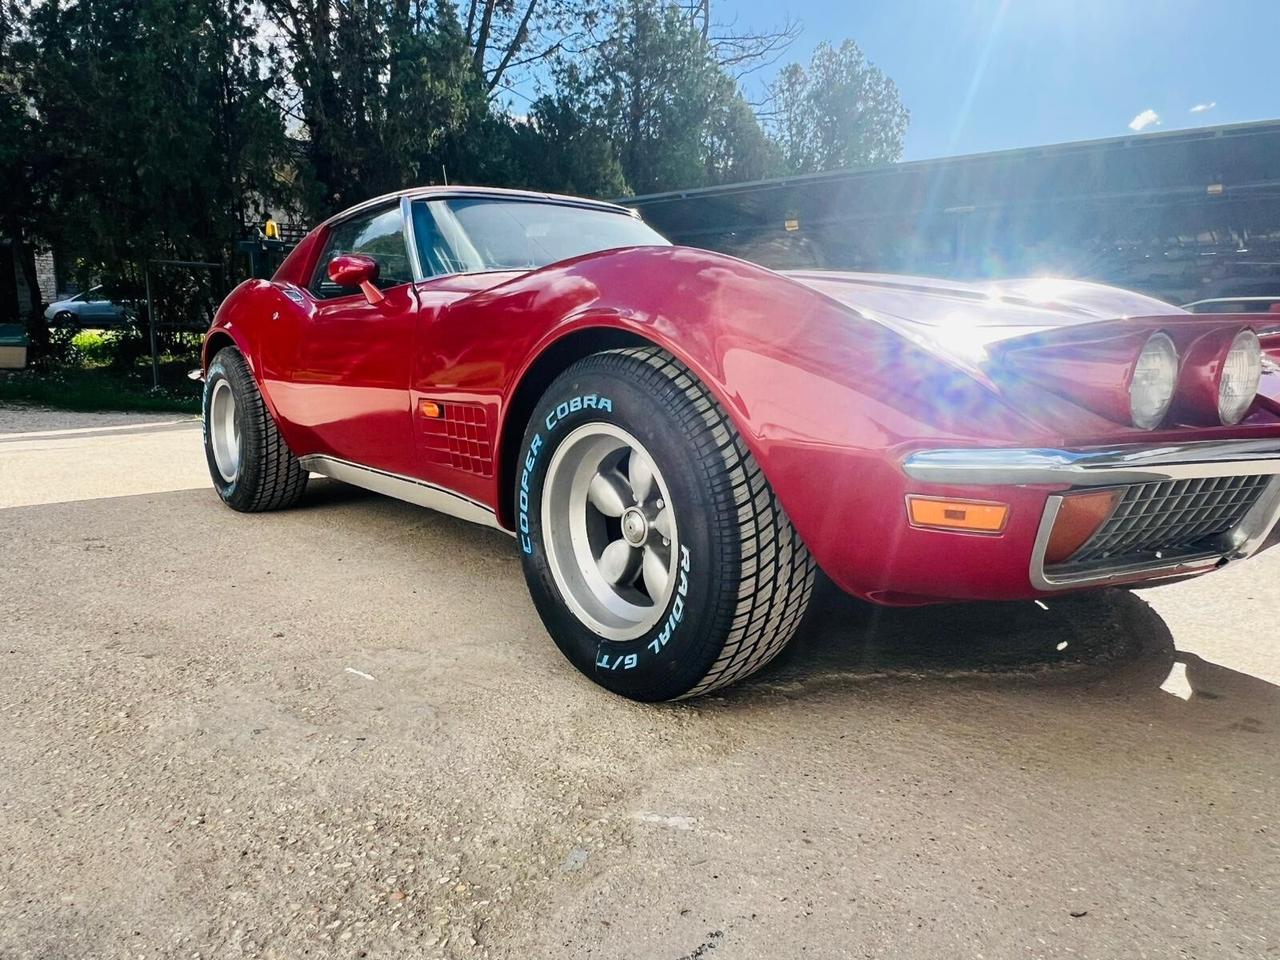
[1129,109,1161,132]
[1190,101,1217,114]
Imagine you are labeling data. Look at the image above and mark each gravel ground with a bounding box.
[1,404,1278,960]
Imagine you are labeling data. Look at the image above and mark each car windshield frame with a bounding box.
[409,197,669,279]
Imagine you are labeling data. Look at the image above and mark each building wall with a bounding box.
[35,251,57,303]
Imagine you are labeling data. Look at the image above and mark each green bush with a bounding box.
[70,329,114,365]
[0,367,201,414]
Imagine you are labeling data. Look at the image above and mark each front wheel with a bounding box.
[517,347,815,701]
[203,346,308,512]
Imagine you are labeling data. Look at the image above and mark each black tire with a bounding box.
[517,346,816,701]
[203,346,308,512]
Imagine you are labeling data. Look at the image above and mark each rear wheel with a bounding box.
[203,346,308,512]
[517,346,815,701]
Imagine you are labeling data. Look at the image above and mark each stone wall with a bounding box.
[35,251,57,302]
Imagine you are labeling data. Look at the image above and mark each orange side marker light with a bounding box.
[907,496,1009,534]
[418,399,443,418]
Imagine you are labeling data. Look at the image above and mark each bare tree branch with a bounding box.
[486,0,539,92]
[472,0,497,77]
[464,0,479,45]
[709,14,801,79]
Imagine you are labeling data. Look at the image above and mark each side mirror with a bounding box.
[327,253,384,304]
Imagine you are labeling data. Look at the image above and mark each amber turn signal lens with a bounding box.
[1044,490,1120,565]
[418,399,443,418]
[907,496,1009,534]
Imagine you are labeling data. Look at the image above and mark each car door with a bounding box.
[287,202,419,475]
[400,196,670,507]
[81,288,118,325]
[400,197,540,504]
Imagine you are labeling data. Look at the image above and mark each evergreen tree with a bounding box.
[767,39,909,174]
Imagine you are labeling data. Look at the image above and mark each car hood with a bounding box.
[782,269,1280,420]
[781,270,1181,351]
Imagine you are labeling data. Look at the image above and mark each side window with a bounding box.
[412,201,482,277]
[311,205,414,299]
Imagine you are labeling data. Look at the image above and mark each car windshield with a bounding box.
[411,198,669,277]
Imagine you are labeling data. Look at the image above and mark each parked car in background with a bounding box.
[44,285,127,327]
[197,185,1280,702]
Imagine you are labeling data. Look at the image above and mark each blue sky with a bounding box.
[730,0,1280,160]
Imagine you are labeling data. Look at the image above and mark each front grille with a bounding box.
[1063,475,1272,566]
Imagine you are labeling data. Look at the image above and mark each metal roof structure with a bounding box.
[625,119,1280,305]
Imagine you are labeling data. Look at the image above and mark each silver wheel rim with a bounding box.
[541,423,680,642]
[209,378,241,484]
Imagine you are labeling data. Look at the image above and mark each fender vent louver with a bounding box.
[419,401,494,477]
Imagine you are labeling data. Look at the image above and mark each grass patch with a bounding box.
[70,329,116,365]
[0,366,201,414]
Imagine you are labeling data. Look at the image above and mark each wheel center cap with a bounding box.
[621,507,648,546]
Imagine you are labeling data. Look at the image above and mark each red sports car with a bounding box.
[201,186,1280,701]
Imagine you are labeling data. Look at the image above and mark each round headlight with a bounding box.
[1218,329,1262,425]
[1129,332,1178,430]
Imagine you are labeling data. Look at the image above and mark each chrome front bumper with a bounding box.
[902,438,1280,486]
[903,439,1280,591]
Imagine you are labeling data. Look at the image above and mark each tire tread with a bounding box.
[588,346,816,698]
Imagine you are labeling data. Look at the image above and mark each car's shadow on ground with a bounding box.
[741,576,1280,734]
[772,575,1159,676]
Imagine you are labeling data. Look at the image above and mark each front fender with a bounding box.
[202,280,265,372]
[201,279,298,432]
[494,247,1059,600]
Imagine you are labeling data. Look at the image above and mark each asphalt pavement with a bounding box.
[1,405,1277,960]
